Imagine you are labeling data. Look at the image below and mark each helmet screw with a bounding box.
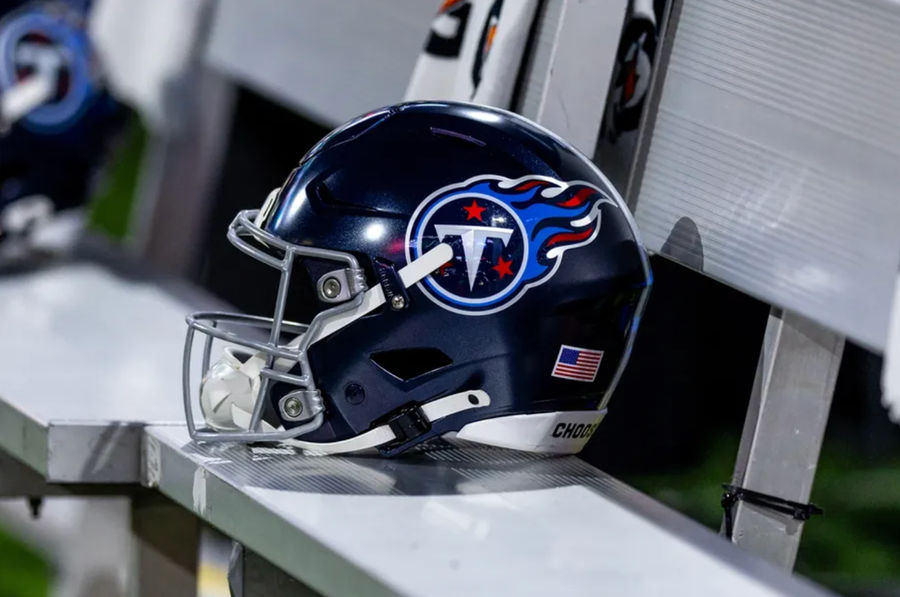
[282,396,303,418]
[345,383,366,405]
[390,295,406,310]
[322,277,342,299]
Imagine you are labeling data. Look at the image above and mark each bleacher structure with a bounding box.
[2,0,899,594]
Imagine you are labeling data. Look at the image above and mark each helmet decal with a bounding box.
[0,7,95,132]
[406,175,616,315]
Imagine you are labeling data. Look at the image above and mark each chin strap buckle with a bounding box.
[374,257,411,310]
[382,404,431,448]
[721,484,823,539]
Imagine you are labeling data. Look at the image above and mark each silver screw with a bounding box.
[390,295,406,310]
[282,396,303,418]
[321,277,342,299]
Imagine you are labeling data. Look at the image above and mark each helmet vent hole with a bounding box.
[311,178,384,215]
[468,394,479,405]
[370,348,453,382]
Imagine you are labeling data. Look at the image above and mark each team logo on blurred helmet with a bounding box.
[0,6,94,131]
[406,175,615,315]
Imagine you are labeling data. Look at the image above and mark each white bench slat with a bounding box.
[634,0,900,351]
[0,264,194,482]
[204,0,436,126]
[145,425,831,597]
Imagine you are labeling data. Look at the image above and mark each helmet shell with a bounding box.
[0,1,122,214]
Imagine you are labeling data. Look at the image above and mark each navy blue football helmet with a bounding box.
[183,101,651,456]
[0,0,121,249]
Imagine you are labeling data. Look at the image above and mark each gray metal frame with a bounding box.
[515,0,630,155]
[0,252,221,596]
[228,544,322,597]
[131,492,202,597]
[144,424,833,597]
[132,0,237,277]
[624,0,682,210]
[726,309,844,568]
[620,0,850,570]
[625,0,900,351]
[183,209,369,443]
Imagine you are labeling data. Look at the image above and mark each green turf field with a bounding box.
[87,115,147,241]
[626,435,900,595]
[0,526,49,597]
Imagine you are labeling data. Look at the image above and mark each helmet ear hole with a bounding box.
[370,348,453,382]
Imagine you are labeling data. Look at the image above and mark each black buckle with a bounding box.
[373,257,410,310]
[721,484,822,539]
[383,404,431,448]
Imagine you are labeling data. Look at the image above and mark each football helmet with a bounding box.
[0,1,121,252]
[183,101,651,456]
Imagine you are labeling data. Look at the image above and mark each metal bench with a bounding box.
[0,256,831,595]
[4,0,898,593]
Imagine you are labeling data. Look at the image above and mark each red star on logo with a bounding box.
[438,261,453,276]
[492,256,514,279]
[462,200,486,222]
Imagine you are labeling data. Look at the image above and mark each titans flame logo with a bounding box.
[406,175,616,314]
[0,5,94,132]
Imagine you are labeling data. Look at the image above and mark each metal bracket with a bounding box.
[724,308,844,569]
[278,390,323,423]
[317,267,367,304]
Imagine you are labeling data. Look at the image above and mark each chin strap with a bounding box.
[286,390,491,455]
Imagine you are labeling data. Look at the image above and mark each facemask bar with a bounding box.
[182,208,369,442]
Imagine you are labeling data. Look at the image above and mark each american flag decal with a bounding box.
[551,345,604,382]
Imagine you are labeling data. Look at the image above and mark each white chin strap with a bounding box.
[287,390,491,455]
[199,244,485,453]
